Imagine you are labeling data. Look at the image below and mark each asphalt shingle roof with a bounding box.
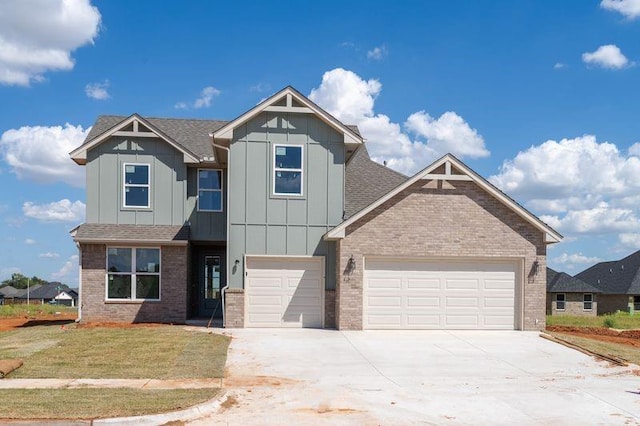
[73,223,190,243]
[84,115,228,161]
[26,282,74,300]
[576,250,640,295]
[547,268,601,293]
[344,145,408,219]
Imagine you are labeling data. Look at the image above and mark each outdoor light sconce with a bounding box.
[232,259,240,274]
[528,260,540,284]
[347,255,356,272]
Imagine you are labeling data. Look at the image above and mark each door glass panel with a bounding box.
[204,256,221,300]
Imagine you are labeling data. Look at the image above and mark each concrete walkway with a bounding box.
[0,377,222,389]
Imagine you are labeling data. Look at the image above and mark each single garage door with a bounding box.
[245,256,323,328]
[364,259,518,330]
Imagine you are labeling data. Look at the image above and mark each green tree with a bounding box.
[0,273,48,289]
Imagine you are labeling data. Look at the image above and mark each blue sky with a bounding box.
[2,0,640,286]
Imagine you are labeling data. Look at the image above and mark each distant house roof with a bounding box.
[71,224,190,245]
[25,282,74,300]
[576,250,640,295]
[344,145,408,219]
[0,285,22,297]
[547,268,601,293]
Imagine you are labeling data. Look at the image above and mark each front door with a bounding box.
[199,253,223,318]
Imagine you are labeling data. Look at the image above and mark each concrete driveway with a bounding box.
[191,329,640,425]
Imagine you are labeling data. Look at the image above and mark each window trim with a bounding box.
[583,293,593,311]
[197,168,223,212]
[272,144,304,196]
[105,247,161,302]
[122,163,151,209]
[556,293,566,311]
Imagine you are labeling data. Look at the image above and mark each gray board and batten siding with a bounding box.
[227,111,345,290]
[85,136,226,241]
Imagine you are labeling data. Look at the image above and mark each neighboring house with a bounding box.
[15,282,78,306]
[576,250,640,315]
[546,268,600,316]
[70,86,562,330]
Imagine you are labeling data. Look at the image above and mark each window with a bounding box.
[556,293,565,311]
[583,293,593,311]
[198,169,223,211]
[107,248,160,300]
[123,163,150,208]
[273,145,303,195]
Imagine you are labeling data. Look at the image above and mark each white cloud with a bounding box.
[0,0,101,86]
[619,233,640,249]
[39,252,60,259]
[601,0,640,19]
[175,86,221,109]
[367,45,388,60]
[85,79,110,99]
[24,238,36,245]
[308,68,488,175]
[0,267,21,281]
[250,83,271,93]
[51,254,78,280]
[23,199,86,222]
[628,142,640,156]
[554,252,601,265]
[0,123,88,187]
[541,203,640,234]
[553,62,566,69]
[582,44,631,69]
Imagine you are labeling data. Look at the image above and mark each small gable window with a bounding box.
[273,145,303,196]
[556,293,565,311]
[583,293,593,311]
[123,163,150,208]
[198,169,223,212]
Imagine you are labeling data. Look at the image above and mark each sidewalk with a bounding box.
[0,378,222,389]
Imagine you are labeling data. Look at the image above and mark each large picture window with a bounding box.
[198,169,223,211]
[273,145,303,195]
[123,163,150,208]
[107,247,160,300]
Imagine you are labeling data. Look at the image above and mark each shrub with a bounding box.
[603,315,616,329]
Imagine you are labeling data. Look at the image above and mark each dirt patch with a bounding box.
[220,395,239,411]
[223,375,297,388]
[296,404,363,415]
[546,326,640,348]
[0,313,77,332]
[76,322,165,329]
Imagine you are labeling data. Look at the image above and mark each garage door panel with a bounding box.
[364,259,517,330]
[246,257,323,328]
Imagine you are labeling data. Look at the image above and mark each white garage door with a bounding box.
[245,257,323,328]
[364,259,517,330]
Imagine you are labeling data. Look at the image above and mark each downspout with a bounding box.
[211,134,230,327]
[75,241,82,322]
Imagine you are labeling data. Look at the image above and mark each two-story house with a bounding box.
[70,86,561,330]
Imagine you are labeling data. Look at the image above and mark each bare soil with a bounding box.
[546,325,640,348]
[0,313,77,331]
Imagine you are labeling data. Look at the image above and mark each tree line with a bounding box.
[0,273,49,289]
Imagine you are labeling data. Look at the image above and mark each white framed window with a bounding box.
[123,163,150,208]
[556,293,565,311]
[273,144,303,196]
[583,293,593,311]
[106,247,160,301]
[198,169,223,212]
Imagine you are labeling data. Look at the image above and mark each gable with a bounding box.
[326,154,562,243]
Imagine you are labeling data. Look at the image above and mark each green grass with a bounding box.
[0,388,220,419]
[546,312,640,329]
[0,323,230,379]
[0,304,77,317]
[547,332,640,365]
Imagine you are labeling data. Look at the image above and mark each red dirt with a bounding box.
[547,325,640,348]
[0,313,77,331]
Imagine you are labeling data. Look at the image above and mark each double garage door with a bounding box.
[364,258,518,330]
[245,257,323,328]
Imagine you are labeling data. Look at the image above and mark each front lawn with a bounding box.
[0,323,230,419]
[0,304,77,318]
[546,312,640,329]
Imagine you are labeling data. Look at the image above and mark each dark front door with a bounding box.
[199,253,224,318]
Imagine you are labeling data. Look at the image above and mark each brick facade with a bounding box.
[547,292,597,316]
[324,289,336,328]
[224,288,245,327]
[598,294,631,315]
[80,244,188,323]
[336,180,548,331]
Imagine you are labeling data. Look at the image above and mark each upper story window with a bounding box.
[273,144,303,196]
[556,293,565,311]
[123,163,150,208]
[106,247,160,301]
[198,169,223,212]
[583,293,593,311]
